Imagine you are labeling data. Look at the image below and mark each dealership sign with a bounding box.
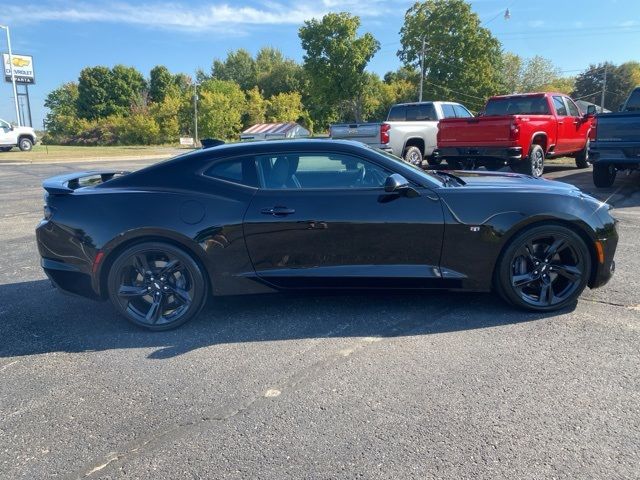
[3,54,35,84]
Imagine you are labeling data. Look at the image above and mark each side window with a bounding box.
[441,104,456,118]
[453,104,473,118]
[387,105,406,121]
[626,89,640,111]
[553,96,568,116]
[0,120,10,132]
[203,157,259,187]
[565,97,580,117]
[407,103,436,121]
[257,152,391,190]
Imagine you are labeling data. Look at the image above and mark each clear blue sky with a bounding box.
[1,0,639,128]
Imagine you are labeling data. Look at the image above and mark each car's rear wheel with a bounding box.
[18,137,33,152]
[403,146,423,167]
[514,144,544,177]
[107,242,207,331]
[593,163,617,188]
[0,146,11,152]
[575,139,589,168]
[495,225,591,312]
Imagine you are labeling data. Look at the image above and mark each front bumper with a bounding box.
[434,146,523,163]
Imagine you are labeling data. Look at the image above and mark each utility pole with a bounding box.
[0,25,21,126]
[418,36,426,102]
[600,64,608,111]
[193,82,199,148]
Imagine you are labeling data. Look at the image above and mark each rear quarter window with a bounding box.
[387,105,406,121]
[203,157,259,187]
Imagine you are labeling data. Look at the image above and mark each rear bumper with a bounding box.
[434,146,523,163]
[589,142,640,168]
[41,258,100,300]
[36,220,101,300]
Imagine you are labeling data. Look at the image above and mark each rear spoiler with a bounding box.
[43,171,129,195]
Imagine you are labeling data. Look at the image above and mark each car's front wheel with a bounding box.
[18,137,33,151]
[575,139,589,168]
[495,225,591,312]
[107,242,207,331]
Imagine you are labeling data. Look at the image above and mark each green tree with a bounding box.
[211,49,257,91]
[77,66,113,120]
[299,12,380,125]
[255,47,305,98]
[519,56,561,93]
[198,79,246,140]
[76,65,146,120]
[266,92,304,122]
[150,86,181,143]
[244,87,268,126]
[572,62,617,109]
[149,65,173,103]
[539,77,575,95]
[500,52,523,94]
[398,0,502,107]
[44,82,79,136]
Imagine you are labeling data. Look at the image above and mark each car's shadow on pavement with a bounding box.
[0,279,573,360]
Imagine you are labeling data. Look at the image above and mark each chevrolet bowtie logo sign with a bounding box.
[3,54,35,84]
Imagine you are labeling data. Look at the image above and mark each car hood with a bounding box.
[450,170,579,193]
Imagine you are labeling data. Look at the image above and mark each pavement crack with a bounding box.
[69,305,454,479]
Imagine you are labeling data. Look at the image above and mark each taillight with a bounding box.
[509,120,520,141]
[380,123,390,144]
[589,118,597,141]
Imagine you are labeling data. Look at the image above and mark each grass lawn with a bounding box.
[0,144,188,162]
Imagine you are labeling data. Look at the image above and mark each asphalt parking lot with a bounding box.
[1,158,638,479]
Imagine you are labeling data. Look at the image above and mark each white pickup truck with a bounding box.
[0,119,37,152]
[329,101,473,167]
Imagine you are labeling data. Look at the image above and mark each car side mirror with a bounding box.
[384,173,419,197]
[586,105,596,116]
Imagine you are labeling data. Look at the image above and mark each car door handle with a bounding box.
[261,206,296,216]
[557,121,564,124]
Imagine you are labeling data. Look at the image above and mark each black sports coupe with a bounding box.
[36,140,618,330]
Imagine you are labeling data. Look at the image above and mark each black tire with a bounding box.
[107,242,207,331]
[403,146,423,167]
[18,137,33,152]
[514,144,545,177]
[0,146,11,152]
[495,224,591,312]
[593,163,617,188]
[575,139,589,168]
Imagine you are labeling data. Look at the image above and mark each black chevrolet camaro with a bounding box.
[36,140,618,330]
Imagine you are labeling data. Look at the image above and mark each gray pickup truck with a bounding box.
[589,87,640,187]
[329,101,473,167]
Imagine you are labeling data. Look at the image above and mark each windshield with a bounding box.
[485,96,550,115]
[368,146,444,187]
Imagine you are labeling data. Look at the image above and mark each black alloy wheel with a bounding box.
[496,225,591,311]
[107,242,207,330]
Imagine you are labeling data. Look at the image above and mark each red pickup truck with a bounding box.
[434,93,593,177]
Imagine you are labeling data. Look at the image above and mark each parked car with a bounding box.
[434,93,593,177]
[589,86,640,187]
[329,101,474,166]
[0,119,37,152]
[37,139,617,331]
